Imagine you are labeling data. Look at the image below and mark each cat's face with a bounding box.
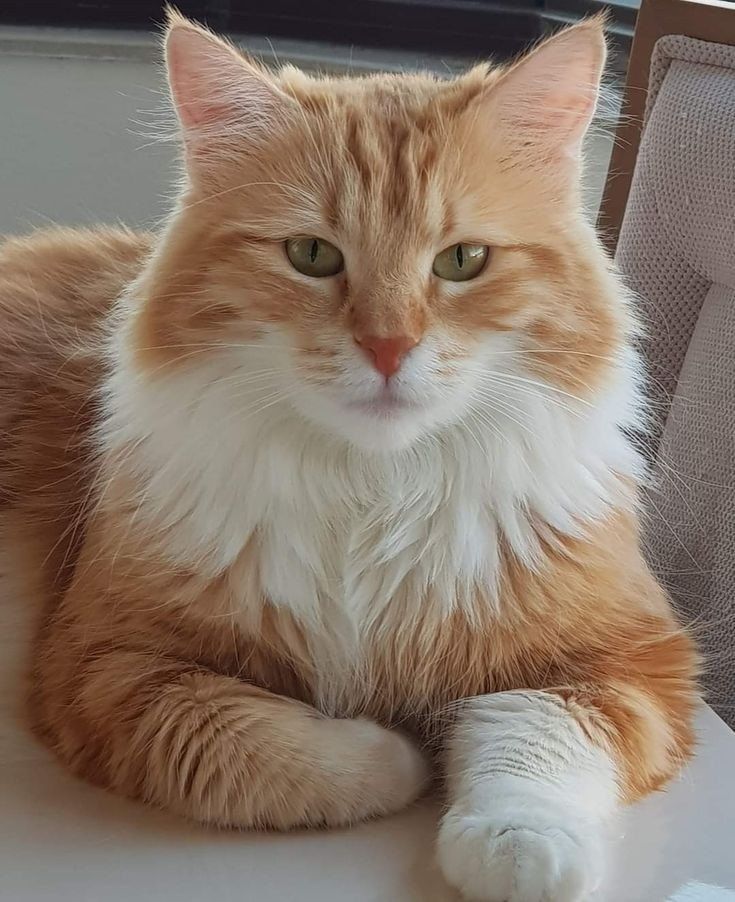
[135,15,619,453]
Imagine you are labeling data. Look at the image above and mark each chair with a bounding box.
[599,0,735,726]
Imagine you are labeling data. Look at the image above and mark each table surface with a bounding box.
[0,703,733,902]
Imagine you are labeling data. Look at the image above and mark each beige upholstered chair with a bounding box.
[601,0,735,726]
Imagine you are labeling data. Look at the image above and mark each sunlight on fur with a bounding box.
[0,11,699,902]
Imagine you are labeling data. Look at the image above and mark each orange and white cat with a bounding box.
[0,12,699,902]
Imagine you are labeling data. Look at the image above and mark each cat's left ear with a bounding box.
[480,17,606,162]
[164,11,294,173]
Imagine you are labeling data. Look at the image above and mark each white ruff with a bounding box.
[103,308,643,705]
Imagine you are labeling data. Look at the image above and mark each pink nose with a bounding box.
[355,334,419,378]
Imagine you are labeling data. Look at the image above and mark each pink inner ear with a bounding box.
[533,83,598,140]
[491,24,605,155]
[166,26,241,132]
[173,91,238,133]
[165,24,283,141]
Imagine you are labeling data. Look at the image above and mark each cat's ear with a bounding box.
[164,11,293,169]
[483,18,606,161]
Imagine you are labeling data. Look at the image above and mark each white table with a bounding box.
[1,538,734,902]
[0,704,733,902]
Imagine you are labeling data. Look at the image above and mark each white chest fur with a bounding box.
[105,339,642,700]
[251,433,500,627]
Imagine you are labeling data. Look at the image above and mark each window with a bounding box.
[1,1,635,58]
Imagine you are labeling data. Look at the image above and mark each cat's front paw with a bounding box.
[437,805,603,902]
[314,717,429,824]
[353,718,431,813]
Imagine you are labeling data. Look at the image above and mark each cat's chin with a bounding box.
[288,378,464,453]
[293,395,434,454]
[346,396,420,417]
[331,409,430,454]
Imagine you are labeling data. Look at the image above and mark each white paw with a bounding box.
[318,717,430,823]
[354,719,431,811]
[437,805,604,902]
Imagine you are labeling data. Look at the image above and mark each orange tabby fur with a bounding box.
[0,12,698,900]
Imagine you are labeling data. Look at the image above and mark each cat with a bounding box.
[0,11,699,902]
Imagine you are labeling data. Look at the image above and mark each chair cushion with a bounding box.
[616,35,735,724]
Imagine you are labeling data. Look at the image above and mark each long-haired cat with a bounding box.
[0,12,699,901]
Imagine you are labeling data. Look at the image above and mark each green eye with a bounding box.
[285,237,344,278]
[433,243,489,281]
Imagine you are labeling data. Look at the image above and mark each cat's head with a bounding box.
[131,12,625,454]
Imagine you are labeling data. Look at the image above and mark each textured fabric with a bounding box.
[616,36,735,725]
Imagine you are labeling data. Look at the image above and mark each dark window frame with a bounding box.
[0,1,634,58]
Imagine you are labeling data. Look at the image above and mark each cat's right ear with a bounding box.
[469,18,606,170]
[164,10,294,173]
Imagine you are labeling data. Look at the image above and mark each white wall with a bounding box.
[0,52,175,234]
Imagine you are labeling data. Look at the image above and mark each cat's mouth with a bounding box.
[345,388,421,419]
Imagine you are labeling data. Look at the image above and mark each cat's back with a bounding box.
[0,226,153,587]
[0,225,152,367]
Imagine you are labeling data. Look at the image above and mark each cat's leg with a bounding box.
[437,630,697,902]
[36,650,428,829]
[437,690,616,902]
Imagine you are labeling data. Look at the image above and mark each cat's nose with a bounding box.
[354,334,419,378]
